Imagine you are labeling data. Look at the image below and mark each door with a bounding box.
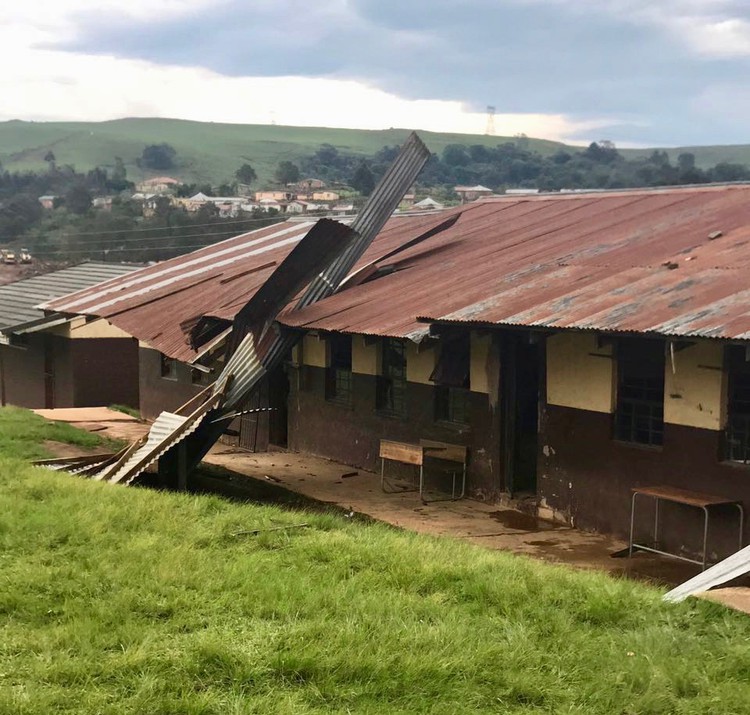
[501,333,541,496]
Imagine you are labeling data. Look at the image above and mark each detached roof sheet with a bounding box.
[279,185,750,341]
[0,262,141,332]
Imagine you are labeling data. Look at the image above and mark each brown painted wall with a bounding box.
[71,338,139,408]
[287,365,502,499]
[139,347,203,421]
[539,404,748,560]
[1,335,138,409]
[0,339,45,407]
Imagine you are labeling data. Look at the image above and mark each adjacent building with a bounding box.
[0,262,142,409]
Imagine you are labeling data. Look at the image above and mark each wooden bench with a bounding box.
[379,439,468,501]
[629,485,745,570]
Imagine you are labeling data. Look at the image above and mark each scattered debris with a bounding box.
[232,523,309,537]
[341,471,359,479]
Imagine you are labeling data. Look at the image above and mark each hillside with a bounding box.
[0,117,574,185]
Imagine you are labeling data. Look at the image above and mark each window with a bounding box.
[160,353,178,380]
[725,346,750,463]
[432,334,471,424]
[325,334,352,404]
[376,338,407,416]
[191,367,210,385]
[614,339,665,446]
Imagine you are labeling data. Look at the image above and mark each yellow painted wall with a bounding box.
[547,332,615,413]
[352,336,379,375]
[470,332,491,395]
[664,340,725,431]
[70,318,133,339]
[302,332,328,368]
[406,342,435,385]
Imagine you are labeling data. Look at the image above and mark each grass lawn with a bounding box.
[1,407,750,713]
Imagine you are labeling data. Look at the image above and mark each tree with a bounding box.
[64,183,92,215]
[139,143,177,171]
[234,163,257,185]
[677,152,696,172]
[275,161,300,185]
[43,150,56,164]
[442,144,470,167]
[351,161,375,195]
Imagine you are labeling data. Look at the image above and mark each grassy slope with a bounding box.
[0,118,565,185]
[1,408,750,713]
[1,118,747,187]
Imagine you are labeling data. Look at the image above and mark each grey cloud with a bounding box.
[52,0,750,145]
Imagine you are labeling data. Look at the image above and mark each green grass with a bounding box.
[0,118,566,185]
[1,118,747,188]
[1,408,750,713]
[109,403,141,420]
[0,405,118,460]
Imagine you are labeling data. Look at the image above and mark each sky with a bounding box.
[2,0,750,147]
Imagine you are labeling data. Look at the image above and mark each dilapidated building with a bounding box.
[45,186,750,558]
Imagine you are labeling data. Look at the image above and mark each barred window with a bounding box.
[614,339,664,446]
[376,338,407,417]
[325,334,352,405]
[432,334,471,424]
[160,353,178,381]
[725,346,750,463]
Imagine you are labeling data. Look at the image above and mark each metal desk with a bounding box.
[629,485,744,571]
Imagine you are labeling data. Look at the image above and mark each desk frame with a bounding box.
[628,486,744,571]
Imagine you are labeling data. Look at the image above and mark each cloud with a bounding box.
[6,0,750,146]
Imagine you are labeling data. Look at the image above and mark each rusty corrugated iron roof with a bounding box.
[279,184,750,341]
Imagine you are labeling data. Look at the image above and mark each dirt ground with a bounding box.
[33,407,750,613]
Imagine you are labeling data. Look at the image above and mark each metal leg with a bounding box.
[628,492,638,558]
[418,465,424,501]
[380,457,385,492]
[702,506,710,571]
[654,497,660,549]
[737,504,745,551]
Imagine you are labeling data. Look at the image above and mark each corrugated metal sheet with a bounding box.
[42,221,318,361]
[279,185,750,342]
[102,409,205,485]
[0,262,141,332]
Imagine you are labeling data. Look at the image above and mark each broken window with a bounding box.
[160,353,178,381]
[325,333,352,405]
[725,346,750,463]
[376,338,407,417]
[432,334,470,424]
[614,339,665,446]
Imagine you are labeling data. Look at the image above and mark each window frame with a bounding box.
[376,338,407,417]
[160,353,178,381]
[724,346,750,464]
[432,333,471,425]
[613,338,665,447]
[325,333,353,406]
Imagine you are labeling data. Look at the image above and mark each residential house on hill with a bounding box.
[0,262,142,409]
[136,176,182,193]
[454,185,494,203]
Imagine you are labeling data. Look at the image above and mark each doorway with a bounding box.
[501,333,542,496]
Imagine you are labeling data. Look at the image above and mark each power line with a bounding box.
[0,213,290,243]
[35,224,281,246]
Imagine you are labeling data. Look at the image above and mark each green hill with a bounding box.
[0,118,567,185]
[0,117,747,186]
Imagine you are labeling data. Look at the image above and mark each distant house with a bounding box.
[504,188,540,196]
[287,200,320,215]
[255,190,294,202]
[38,195,56,210]
[258,198,287,213]
[136,176,182,194]
[297,178,327,191]
[454,185,494,203]
[312,190,340,202]
[0,262,142,409]
[92,196,114,211]
[413,197,445,211]
[399,192,416,210]
[331,203,354,216]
